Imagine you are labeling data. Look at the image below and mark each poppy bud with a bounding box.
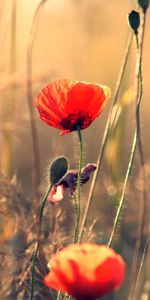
[49,156,68,185]
[137,0,149,12]
[128,10,140,34]
[48,163,97,203]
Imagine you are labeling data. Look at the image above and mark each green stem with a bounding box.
[135,239,148,291]
[128,12,147,300]
[108,12,147,248]
[78,33,133,243]
[74,126,83,243]
[30,184,52,300]
[108,131,137,247]
[72,193,78,221]
[56,194,78,300]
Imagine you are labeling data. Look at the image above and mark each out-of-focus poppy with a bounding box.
[44,243,125,300]
[34,79,111,135]
[48,163,96,204]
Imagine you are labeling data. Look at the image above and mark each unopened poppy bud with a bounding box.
[48,163,97,204]
[138,0,149,12]
[128,10,140,34]
[49,156,68,185]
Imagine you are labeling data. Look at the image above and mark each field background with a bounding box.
[0,1,150,299]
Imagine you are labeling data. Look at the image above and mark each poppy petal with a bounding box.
[44,243,125,300]
[66,82,96,113]
[34,79,111,134]
[87,84,111,118]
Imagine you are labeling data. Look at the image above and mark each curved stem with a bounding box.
[108,131,137,247]
[135,15,147,249]
[108,12,147,248]
[128,12,147,300]
[27,0,47,199]
[74,126,83,243]
[135,239,148,291]
[78,33,133,242]
[30,184,52,300]
[2,0,17,175]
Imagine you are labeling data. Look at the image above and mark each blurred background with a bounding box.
[0,0,150,299]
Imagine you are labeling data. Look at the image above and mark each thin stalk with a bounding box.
[10,0,17,76]
[57,194,78,300]
[108,131,137,247]
[135,14,147,253]
[108,12,147,248]
[74,126,83,243]
[78,33,133,242]
[27,0,47,198]
[135,239,148,291]
[72,193,78,230]
[27,6,47,293]
[30,184,52,300]
[128,11,147,300]
[3,0,17,175]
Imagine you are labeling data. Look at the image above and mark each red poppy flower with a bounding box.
[44,243,125,300]
[34,79,111,135]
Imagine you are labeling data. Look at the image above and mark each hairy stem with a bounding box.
[30,184,52,300]
[74,126,83,243]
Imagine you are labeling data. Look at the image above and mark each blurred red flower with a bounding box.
[34,79,111,135]
[44,243,125,300]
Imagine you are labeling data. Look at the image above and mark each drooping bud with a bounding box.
[138,0,149,12]
[49,156,68,185]
[48,163,97,204]
[128,10,140,34]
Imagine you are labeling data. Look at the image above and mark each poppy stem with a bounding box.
[74,125,83,243]
[72,193,78,219]
[78,32,133,243]
[108,10,147,248]
[127,12,147,300]
[30,184,53,300]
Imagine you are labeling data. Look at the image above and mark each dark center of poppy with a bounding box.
[60,112,92,131]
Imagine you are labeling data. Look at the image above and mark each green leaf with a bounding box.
[49,156,68,184]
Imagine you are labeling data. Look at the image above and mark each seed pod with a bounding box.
[128,10,140,34]
[138,0,149,12]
